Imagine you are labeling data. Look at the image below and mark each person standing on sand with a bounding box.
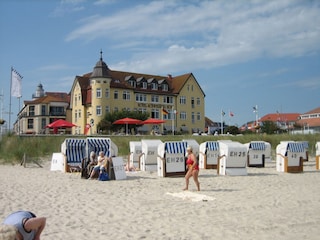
[183,146,200,191]
[1,211,46,240]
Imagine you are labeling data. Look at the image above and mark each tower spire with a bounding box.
[100,49,103,61]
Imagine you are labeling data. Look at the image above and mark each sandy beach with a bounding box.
[1,158,320,240]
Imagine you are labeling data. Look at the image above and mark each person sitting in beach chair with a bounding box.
[88,151,105,179]
[98,157,110,181]
[86,151,97,176]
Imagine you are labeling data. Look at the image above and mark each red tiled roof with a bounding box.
[75,70,203,105]
[304,106,320,114]
[24,92,69,105]
[260,113,300,122]
[297,106,320,127]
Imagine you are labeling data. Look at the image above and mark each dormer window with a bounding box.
[142,82,147,89]
[129,80,136,88]
[151,82,158,90]
[124,75,136,88]
[162,83,168,91]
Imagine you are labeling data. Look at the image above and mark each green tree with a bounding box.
[224,125,240,135]
[260,121,279,134]
[97,110,150,134]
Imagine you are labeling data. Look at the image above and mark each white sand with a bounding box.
[1,159,320,240]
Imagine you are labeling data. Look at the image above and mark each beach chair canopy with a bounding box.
[164,141,188,154]
[62,138,86,165]
[286,142,305,154]
[206,141,219,151]
[86,137,115,157]
[249,141,266,151]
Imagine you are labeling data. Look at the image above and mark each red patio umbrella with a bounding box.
[46,119,77,134]
[113,117,142,134]
[142,118,166,124]
[46,119,77,128]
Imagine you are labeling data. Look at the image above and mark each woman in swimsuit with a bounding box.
[183,146,200,191]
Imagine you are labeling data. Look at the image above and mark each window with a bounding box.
[75,110,78,122]
[163,96,173,104]
[151,95,159,103]
[41,118,46,129]
[50,106,64,116]
[27,119,33,129]
[191,112,195,124]
[105,106,110,113]
[78,94,81,101]
[96,106,102,116]
[136,94,147,102]
[114,91,118,99]
[105,88,109,98]
[78,110,81,119]
[180,96,186,105]
[123,91,130,100]
[114,107,119,112]
[137,108,147,113]
[180,111,187,120]
[96,88,102,98]
[151,109,160,119]
[29,106,35,116]
[191,97,195,108]
[129,80,136,88]
[197,112,201,121]
[151,82,158,90]
[41,105,46,115]
[74,95,77,106]
[162,84,168,91]
[197,97,200,105]
[142,82,147,89]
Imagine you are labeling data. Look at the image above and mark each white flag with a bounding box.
[11,68,22,98]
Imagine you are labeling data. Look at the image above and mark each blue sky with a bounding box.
[0,0,319,129]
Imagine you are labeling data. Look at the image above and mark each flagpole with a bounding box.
[18,97,21,135]
[161,107,164,134]
[0,89,3,137]
[172,106,174,136]
[220,109,223,134]
[9,67,13,133]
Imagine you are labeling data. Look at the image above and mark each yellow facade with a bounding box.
[70,55,205,135]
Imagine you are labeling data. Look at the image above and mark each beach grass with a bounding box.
[0,133,318,163]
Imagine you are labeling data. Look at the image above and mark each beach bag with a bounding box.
[98,172,109,181]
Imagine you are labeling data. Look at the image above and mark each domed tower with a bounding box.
[89,50,112,133]
[90,50,111,79]
[32,83,45,99]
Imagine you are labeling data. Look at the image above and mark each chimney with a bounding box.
[167,74,173,80]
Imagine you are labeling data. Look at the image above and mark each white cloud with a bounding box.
[93,0,116,6]
[295,78,320,89]
[51,0,86,17]
[65,0,320,73]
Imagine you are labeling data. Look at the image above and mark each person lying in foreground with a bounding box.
[1,211,46,240]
